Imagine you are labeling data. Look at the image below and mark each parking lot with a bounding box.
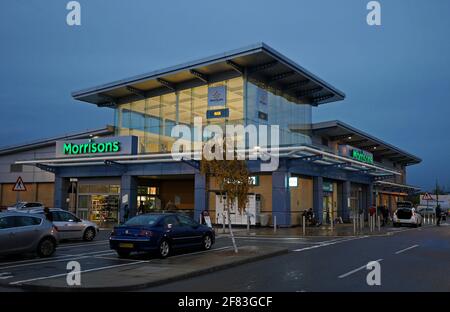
[0,228,369,290]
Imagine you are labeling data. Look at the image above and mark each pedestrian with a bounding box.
[165,200,177,211]
[43,207,53,222]
[436,205,442,226]
[383,206,389,226]
[138,201,145,215]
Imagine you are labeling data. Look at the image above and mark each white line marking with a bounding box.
[0,250,113,269]
[395,244,419,255]
[10,260,150,285]
[338,259,383,279]
[293,236,368,252]
[169,246,232,259]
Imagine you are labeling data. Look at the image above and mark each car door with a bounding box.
[177,215,203,246]
[0,216,16,255]
[9,216,43,253]
[162,215,187,248]
[53,211,84,240]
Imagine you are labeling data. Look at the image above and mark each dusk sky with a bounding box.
[0,0,449,191]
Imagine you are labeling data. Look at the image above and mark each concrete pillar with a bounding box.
[313,176,324,224]
[194,172,207,222]
[341,180,351,222]
[120,175,137,219]
[54,175,70,210]
[271,170,291,227]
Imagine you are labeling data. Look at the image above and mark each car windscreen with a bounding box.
[125,215,161,226]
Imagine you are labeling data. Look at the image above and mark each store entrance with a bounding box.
[323,193,334,224]
[137,186,161,214]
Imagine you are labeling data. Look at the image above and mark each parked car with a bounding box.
[417,206,435,216]
[7,202,44,211]
[110,213,215,258]
[393,203,423,227]
[27,208,99,241]
[0,212,58,257]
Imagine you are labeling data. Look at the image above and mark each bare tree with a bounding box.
[200,139,251,253]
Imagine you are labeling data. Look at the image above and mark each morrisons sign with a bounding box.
[56,136,137,158]
[63,140,120,155]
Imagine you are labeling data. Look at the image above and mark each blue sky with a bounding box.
[0,0,449,191]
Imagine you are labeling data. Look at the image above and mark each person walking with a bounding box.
[138,201,145,215]
[436,205,442,226]
[43,207,53,222]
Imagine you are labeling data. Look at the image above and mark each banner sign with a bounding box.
[206,108,229,119]
[208,86,227,106]
[56,136,138,158]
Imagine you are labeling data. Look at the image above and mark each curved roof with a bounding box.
[72,43,345,107]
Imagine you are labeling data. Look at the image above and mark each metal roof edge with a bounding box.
[0,126,114,156]
[312,120,422,163]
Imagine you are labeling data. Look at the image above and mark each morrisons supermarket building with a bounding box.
[6,43,421,227]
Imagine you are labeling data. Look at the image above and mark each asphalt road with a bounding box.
[0,222,448,292]
[143,223,450,292]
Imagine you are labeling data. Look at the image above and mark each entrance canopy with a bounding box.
[16,144,400,178]
[373,180,421,195]
[72,43,345,107]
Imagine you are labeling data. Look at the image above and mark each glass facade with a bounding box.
[114,76,312,153]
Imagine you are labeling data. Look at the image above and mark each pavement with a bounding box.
[0,221,448,292]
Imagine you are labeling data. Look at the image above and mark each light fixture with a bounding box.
[348,136,352,140]
[373,146,377,150]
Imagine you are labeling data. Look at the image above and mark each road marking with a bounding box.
[0,272,13,280]
[0,250,113,269]
[169,246,232,259]
[395,244,419,255]
[9,260,150,285]
[293,236,368,252]
[338,259,383,279]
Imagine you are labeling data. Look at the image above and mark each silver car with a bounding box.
[7,202,45,211]
[0,212,58,257]
[28,208,99,241]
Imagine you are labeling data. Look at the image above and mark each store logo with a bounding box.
[63,139,121,155]
[171,117,280,171]
[351,149,374,165]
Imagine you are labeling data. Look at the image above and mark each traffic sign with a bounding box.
[12,176,26,192]
[422,193,433,201]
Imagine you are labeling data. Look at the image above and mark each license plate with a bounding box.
[119,243,134,248]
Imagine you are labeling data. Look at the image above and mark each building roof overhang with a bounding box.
[72,43,345,107]
[311,120,422,166]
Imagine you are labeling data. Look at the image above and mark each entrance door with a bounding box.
[323,195,333,224]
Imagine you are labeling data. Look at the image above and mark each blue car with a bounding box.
[109,213,215,258]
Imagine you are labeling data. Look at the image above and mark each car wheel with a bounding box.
[83,227,96,241]
[37,237,56,258]
[117,250,131,258]
[158,239,171,258]
[202,234,213,250]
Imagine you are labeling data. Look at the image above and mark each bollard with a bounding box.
[331,217,334,231]
[353,214,356,235]
[247,215,250,233]
[377,215,381,231]
[303,215,306,236]
[273,215,277,233]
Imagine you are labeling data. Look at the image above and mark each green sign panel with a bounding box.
[63,140,120,155]
[351,149,374,165]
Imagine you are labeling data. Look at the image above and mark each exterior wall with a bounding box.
[0,145,55,184]
[0,182,54,207]
[290,177,313,225]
